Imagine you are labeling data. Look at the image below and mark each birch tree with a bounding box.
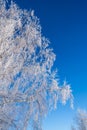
[0,0,73,129]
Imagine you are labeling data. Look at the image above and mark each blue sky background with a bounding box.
[14,0,87,130]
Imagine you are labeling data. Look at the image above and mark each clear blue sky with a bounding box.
[14,0,87,130]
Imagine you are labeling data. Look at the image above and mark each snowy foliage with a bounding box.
[72,109,87,130]
[0,0,73,129]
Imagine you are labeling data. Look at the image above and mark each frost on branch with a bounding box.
[72,109,87,130]
[0,0,73,130]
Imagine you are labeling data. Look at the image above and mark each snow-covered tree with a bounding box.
[72,109,87,130]
[0,0,73,129]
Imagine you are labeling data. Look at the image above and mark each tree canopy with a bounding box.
[0,0,73,129]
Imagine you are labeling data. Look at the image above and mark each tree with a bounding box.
[72,109,87,130]
[0,0,73,130]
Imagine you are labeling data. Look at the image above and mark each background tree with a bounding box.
[0,0,73,130]
[72,109,87,130]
